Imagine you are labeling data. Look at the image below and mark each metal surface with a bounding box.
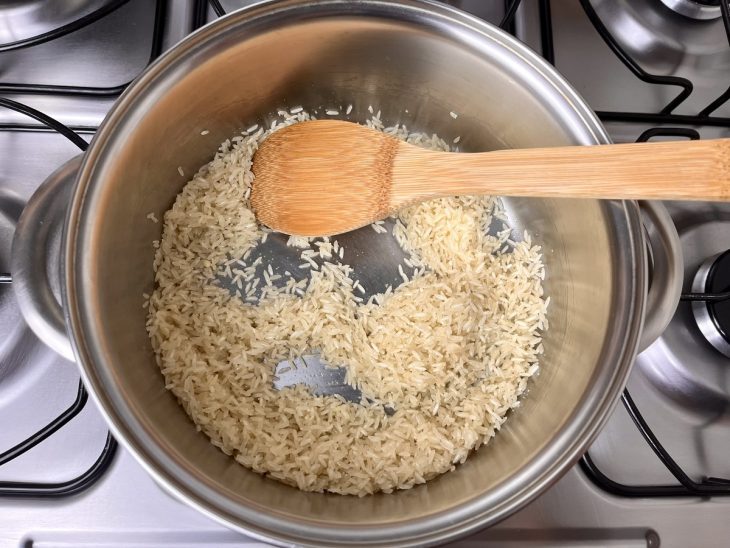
[515,0,730,142]
[638,201,683,351]
[273,354,396,415]
[0,114,116,516]
[3,1,730,547]
[635,201,730,418]
[0,0,171,516]
[11,156,81,361]
[0,0,120,47]
[659,0,721,20]
[0,447,724,547]
[219,217,419,304]
[262,217,417,409]
[691,251,730,357]
[589,0,729,77]
[58,0,644,545]
[0,0,185,128]
[511,0,730,526]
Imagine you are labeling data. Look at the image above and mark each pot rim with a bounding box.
[63,1,645,546]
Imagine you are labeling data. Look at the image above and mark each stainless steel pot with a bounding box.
[10,1,683,546]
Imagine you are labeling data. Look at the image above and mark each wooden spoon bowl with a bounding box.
[251,120,730,236]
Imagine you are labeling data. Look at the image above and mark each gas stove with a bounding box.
[2,1,730,546]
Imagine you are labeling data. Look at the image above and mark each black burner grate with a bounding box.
[525,0,730,498]
[0,0,166,98]
[0,381,117,497]
[0,99,121,497]
[0,0,193,497]
[3,0,730,500]
[0,98,118,498]
[0,0,213,499]
[0,0,132,53]
[579,0,730,127]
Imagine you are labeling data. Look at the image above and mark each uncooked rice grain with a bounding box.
[147,108,547,497]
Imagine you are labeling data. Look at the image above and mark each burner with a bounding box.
[659,0,722,20]
[0,188,34,387]
[588,0,730,92]
[0,0,124,49]
[691,250,730,357]
[635,202,730,419]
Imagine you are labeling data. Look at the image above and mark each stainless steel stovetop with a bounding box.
[2,1,730,546]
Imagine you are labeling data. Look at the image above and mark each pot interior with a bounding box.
[69,1,641,544]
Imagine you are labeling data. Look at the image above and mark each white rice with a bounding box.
[147,109,547,497]
[371,222,388,234]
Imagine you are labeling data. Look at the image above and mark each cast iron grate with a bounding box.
[4,0,730,500]
[529,0,730,497]
[0,0,211,497]
[0,2,212,497]
[0,0,167,98]
[0,98,120,497]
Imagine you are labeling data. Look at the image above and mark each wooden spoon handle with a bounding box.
[392,138,730,207]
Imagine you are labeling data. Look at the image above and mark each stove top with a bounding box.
[2,1,730,546]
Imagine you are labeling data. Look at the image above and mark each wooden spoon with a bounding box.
[251,120,730,236]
